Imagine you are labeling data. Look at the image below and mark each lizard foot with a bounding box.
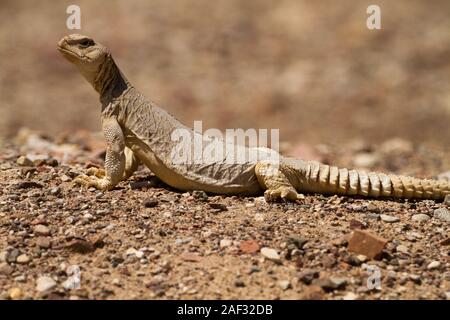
[264,187,305,203]
[86,167,106,178]
[73,174,113,191]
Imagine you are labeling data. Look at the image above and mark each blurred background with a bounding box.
[0,0,449,153]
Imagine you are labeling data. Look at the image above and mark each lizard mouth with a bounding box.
[57,45,91,62]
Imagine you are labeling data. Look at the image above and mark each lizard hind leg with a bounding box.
[255,161,305,203]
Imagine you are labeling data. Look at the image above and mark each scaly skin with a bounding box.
[57,34,449,202]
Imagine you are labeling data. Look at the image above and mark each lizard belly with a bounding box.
[126,136,262,195]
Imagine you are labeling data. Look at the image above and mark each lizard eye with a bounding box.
[79,39,93,48]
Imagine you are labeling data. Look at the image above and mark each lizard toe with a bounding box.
[86,167,106,178]
[265,187,303,203]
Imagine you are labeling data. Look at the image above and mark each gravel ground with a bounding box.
[0,131,449,300]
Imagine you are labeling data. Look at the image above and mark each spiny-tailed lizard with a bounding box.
[57,34,449,202]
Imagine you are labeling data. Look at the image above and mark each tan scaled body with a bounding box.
[57,34,449,202]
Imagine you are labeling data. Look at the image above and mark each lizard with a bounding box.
[57,34,450,202]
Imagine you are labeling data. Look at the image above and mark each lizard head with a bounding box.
[57,34,111,86]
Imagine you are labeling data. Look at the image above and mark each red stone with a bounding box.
[347,229,387,260]
[239,240,260,254]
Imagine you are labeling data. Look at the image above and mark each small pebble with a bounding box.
[34,225,50,236]
[396,245,409,255]
[9,287,22,300]
[16,254,31,264]
[220,239,232,249]
[427,261,441,270]
[411,214,430,222]
[342,292,358,300]
[17,156,33,167]
[380,214,400,223]
[36,276,57,292]
[260,247,281,263]
[277,280,291,290]
[433,208,450,222]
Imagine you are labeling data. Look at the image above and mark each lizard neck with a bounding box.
[94,55,131,107]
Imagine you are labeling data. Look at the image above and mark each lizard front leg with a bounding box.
[86,147,140,180]
[255,161,305,202]
[74,117,125,190]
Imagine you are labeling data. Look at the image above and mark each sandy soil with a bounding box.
[0,131,448,300]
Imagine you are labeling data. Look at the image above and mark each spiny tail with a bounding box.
[300,161,449,200]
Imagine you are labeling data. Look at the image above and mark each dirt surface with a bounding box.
[0,131,448,300]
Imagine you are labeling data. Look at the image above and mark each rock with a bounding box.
[49,187,61,196]
[14,275,26,282]
[0,263,14,275]
[17,156,33,166]
[349,219,366,230]
[0,251,7,263]
[33,224,50,236]
[260,247,281,263]
[219,239,232,249]
[89,234,106,248]
[298,269,320,285]
[6,249,19,263]
[192,190,208,201]
[16,254,31,264]
[36,237,51,249]
[254,213,265,222]
[285,236,308,249]
[130,179,158,190]
[396,245,409,255]
[344,254,363,266]
[409,274,421,284]
[348,229,388,259]
[65,239,95,254]
[60,174,71,182]
[342,292,358,300]
[125,248,144,259]
[36,276,57,292]
[380,214,400,223]
[433,208,450,222]
[143,197,158,208]
[45,158,59,167]
[356,255,367,263]
[314,277,348,292]
[299,285,324,300]
[239,240,260,254]
[440,238,450,246]
[427,261,441,270]
[321,255,336,268]
[234,279,246,287]
[62,266,81,290]
[411,214,430,222]
[9,288,23,300]
[83,213,94,220]
[13,181,43,189]
[277,280,291,290]
[208,203,228,212]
